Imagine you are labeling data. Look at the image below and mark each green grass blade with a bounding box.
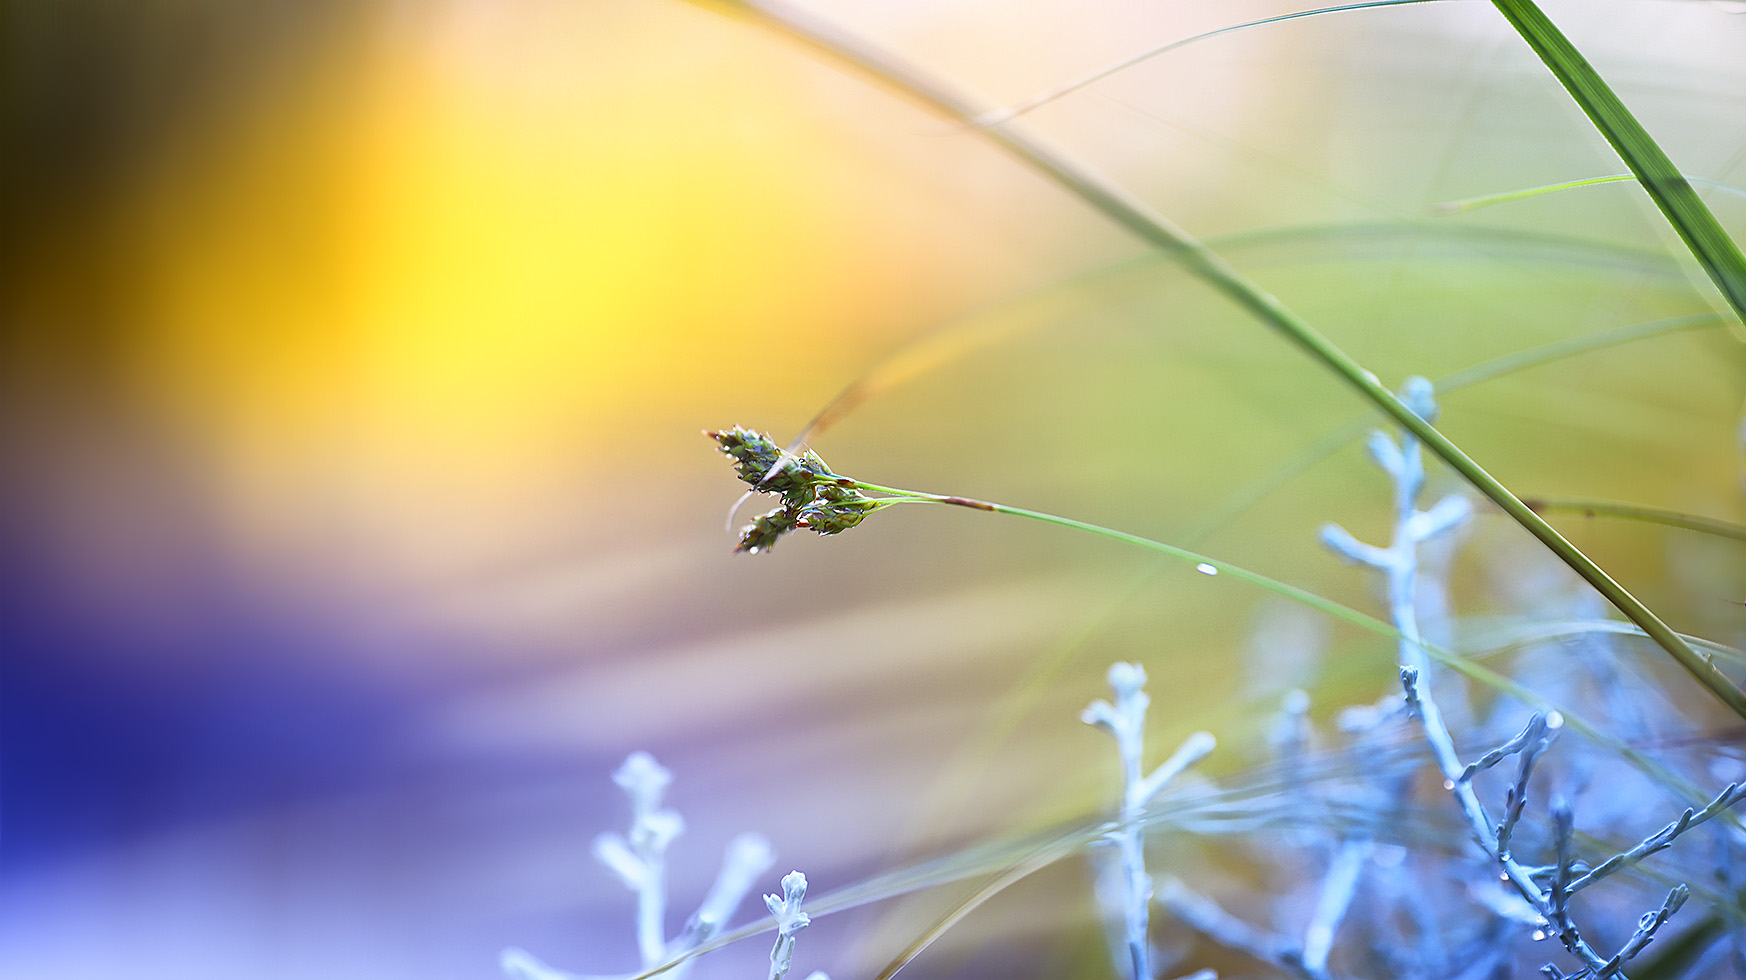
[1523,498,1746,543]
[1456,615,1746,667]
[1489,0,1746,318]
[1434,174,1637,213]
[1179,312,1730,544]
[696,0,1746,719]
[1434,174,1746,214]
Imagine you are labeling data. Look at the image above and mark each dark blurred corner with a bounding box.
[0,0,393,868]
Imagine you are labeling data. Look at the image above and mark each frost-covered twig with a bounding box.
[1568,782,1746,894]
[1278,691,1371,977]
[1457,711,1558,787]
[1328,378,1746,980]
[764,871,816,980]
[594,752,689,969]
[1156,879,1346,980]
[1084,662,1216,980]
[1600,885,1689,977]
[1323,378,1622,973]
[1301,839,1371,977]
[1549,800,1576,933]
[503,752,774,980]
[677,833,780,952]
[1496,712,1560,861]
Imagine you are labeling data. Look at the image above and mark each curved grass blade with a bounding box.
[1489,0,1746,318]
[783,253,1159,452]
[866,842,1080,980]
[1435,174,1746,215]
[797,227,1710,453]
[694,0,1746,718]
[974,0,1449,128]
[1523,497,1746,543]
[1178,311,1731,542]
[1455,615,1745,667]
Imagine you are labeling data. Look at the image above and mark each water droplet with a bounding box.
[1443,779,1455,791]
[1196,563,1218,576]
[1532,929,1547,942]
[1546,711,1565,730]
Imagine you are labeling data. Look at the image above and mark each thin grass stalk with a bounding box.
[1522,498,1746,543]
[974,0,1446,128]
[1434,174,1746,214]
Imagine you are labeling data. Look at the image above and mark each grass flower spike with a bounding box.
[707,427,880,553]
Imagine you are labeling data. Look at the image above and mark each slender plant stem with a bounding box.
[692,0,1746,720]
[975,0,1447,128]
[1523,498,1746,543]
[1435,174,1746,214]
[1178,312,1729,545]
[855,481,1401,639]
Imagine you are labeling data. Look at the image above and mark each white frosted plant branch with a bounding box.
[1083,662,1217,980]
[1322,377,1746,979]
[595,752,689,969]
[1566,782,1746,894]
[1607,885,1690,971]
[764,871,829,980]
[1495,713,1560,862]
[676,833,779,952]
[1300,839,1372,978]
[502,752,775,980]
[1322,379,1625,973]
[1155,879,1336,980]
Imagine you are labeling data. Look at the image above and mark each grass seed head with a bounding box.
[708,427,878,552]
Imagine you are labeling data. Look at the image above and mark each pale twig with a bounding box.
[1568,783,1746,894]
[1301,839,1373,976]
[1327,379,1618,974]
[764,871,814,980]
[1156,879,1349,980]
[1496,713,1560,862]
[1084,662,1216,980]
